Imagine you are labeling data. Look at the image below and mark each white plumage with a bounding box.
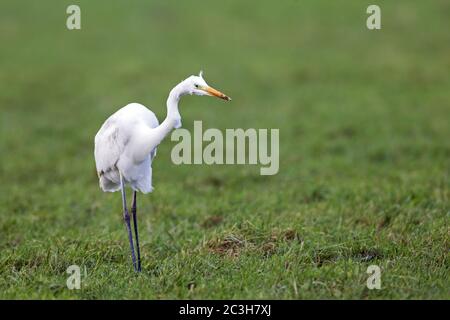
[95,103,159,193]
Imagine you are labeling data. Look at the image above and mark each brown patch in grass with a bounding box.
[207,228,302,258]
[207,235,247,257]
[203,176,224,188]
[377,215,391,231]
[354,249,383,262]
[282,228,301,242]
[261,228,302,257]
[270,228,302,243]
[313,251,340,267]
[201,215,223,228]
[261,242,277,257]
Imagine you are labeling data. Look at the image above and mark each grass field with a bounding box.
[0,0,449,299]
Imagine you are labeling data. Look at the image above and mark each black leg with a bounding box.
[131,191,142,272]
[120,174,137,271]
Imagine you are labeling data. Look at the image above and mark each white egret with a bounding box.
[94,71,231,271]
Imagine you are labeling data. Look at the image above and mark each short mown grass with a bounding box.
[0,0,449,299]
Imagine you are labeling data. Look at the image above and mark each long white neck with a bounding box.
[133,83,184,162]
[163,85,183,130]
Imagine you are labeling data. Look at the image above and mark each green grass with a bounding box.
[0,0,449,299]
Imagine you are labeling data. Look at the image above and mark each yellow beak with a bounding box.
[202,86,231,101]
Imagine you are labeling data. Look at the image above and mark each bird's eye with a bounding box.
[194,84,199,88]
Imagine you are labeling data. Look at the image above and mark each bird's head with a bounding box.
[182,71,231,101]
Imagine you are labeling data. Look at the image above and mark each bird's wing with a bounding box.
[95,103,160,178]
[94,117,128,177]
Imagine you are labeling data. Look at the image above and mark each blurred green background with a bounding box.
[0,0,449,299]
